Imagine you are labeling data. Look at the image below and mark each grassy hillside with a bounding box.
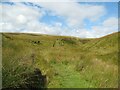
[2,32,119,88]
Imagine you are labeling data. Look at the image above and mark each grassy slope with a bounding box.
[2,32,119,88]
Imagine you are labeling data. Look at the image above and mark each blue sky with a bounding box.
[82,2,118,29]
[0,1,118,38]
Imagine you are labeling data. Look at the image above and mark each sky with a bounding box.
[0,1,119,38]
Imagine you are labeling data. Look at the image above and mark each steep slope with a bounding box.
[2,32,118,88]
[82,32,119,64]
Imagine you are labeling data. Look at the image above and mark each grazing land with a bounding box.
[2,32,119,88]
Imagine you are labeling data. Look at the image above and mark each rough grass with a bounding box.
[2,32,119,88]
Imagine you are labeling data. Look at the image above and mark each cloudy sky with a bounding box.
[0,1,118,38]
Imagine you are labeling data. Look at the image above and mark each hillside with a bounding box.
[2,32,119,88]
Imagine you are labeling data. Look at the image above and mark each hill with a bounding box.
[2,32,119,88]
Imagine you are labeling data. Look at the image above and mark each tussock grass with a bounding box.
[2,32,119,88]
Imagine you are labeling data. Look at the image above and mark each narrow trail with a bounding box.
[48,63,93,88]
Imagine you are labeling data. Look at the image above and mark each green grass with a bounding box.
[2,32,119,88]
[48,62,96,88]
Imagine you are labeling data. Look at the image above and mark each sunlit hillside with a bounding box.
[2,32,119,89]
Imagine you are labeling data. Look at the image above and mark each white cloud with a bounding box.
[103,17,118,27]
[17,14,27,24]
[37,2,106,27]
[73,17,118,38]
[0,2,118,38]
[92,17,118,36]
[1,3,45,32]
[25,21,62,35]
[1,2,65,35]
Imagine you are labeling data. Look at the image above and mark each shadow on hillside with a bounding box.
[2,68,47,90]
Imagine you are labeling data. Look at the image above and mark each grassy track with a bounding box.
[48,63,92,88]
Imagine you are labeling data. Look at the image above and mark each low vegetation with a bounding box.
[2,32,119,88]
